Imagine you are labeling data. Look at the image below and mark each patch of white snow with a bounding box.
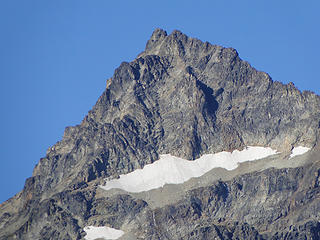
[84,226,124,240]
[290,146,310,159]
[100,146,278,193]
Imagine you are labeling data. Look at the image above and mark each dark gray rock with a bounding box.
[1,29,320,239]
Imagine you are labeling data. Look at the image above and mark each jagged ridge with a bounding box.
[1,29,320,239]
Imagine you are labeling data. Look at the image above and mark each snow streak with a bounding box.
[100,146,278,193]
[83,226,124,240]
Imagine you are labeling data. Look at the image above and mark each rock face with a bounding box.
[1,29,320,239]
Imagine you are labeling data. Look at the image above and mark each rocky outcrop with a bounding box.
[0,29,320,239]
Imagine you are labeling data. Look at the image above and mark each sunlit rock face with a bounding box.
[0,29,320,240]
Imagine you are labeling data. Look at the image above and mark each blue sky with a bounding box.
[1,0,319,203]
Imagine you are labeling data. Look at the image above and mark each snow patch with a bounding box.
[290,146,310,158]
[84,226,124,240]
[100,146,278,193]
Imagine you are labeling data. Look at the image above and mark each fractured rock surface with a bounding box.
[1,29,320,239]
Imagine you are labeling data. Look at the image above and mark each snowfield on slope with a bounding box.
[290,146,310,158]
[100,146,279,193]
[84,226,124,240]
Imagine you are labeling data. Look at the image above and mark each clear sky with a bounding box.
[1,0,319,203]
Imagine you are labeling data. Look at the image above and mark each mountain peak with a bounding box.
[142,29,240,67]
[143,28,195,56]
[144,28,167,52]
[151,28,168,39]
[1,28,320,240]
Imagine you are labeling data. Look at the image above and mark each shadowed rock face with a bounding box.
[1,29,320,239]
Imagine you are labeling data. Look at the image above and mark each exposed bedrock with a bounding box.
[1,29,320,239]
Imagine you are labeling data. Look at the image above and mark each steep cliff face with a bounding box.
[1,29,320,239]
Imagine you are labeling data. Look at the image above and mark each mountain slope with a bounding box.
[1,29,320,239]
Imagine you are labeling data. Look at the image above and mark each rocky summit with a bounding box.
[1,29,320,239]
